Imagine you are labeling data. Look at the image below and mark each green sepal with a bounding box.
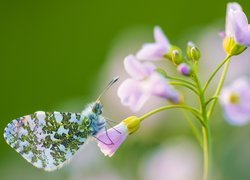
[164,45,184,65]
[223,37,247,56]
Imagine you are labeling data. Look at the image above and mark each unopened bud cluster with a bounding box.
[163,41,201,76]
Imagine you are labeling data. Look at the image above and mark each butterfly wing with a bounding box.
[4,111,89,171]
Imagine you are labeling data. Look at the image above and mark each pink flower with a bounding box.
[223,3,249,55]
[220,77,250,125]
[96,122,128,157]
[225,2,250,46]
[117,55,180,112]
[97,116,140,157]
[136,26,171,61]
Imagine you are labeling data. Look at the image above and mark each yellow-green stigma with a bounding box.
[229,92,240,104]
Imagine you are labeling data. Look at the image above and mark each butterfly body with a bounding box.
[4,101,106,171]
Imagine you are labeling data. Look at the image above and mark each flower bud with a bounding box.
[177,63,192,76]
[187,41,201,61]
[122,116,140,134]
[171,49,183,65]
[164,46,183,65]
[223,37,247,56]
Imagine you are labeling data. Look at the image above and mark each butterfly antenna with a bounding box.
[96,76,119,102]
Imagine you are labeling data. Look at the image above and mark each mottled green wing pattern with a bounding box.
[4,111,92,171]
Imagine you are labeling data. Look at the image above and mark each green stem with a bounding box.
[193,73,210,180]
[182,110,202,147]
[167,75,196,87]
[201,56,232,179]
[207,58,231,119]
[203,55,231,92]
[139,104,204,126]
[202,125,210,180]
[205,96,218,106]
[193,74,207,122]
[169,81,199,95]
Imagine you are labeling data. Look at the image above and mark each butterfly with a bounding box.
[3,77,119,171]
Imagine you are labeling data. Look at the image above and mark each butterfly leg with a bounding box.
[104,117,121,134]
[106,121,121,134]
[93,135,113,145]
[104,126,115,145]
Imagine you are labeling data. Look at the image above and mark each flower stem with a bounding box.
[139,104,204,126]
[167,75,196,87]
[207,58,231,119]
[203,55,231,92]
[193,73,210,180]
[205,96,218,106]
[182,110,203,147]
[202,125,210,180]
[201,56,232,179]
[169,81,199,95]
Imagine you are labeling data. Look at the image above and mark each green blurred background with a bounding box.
[1,0,250,180]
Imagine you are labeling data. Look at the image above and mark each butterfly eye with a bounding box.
[92,102,103,115]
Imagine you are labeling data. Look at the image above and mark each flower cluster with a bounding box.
[96,2,250,166]
[117,26,203,112]
[117,55,181,112]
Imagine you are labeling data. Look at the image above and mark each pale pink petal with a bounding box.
[230,78,250,111]
[226,2,243,37]
[117,78,150,112]
[136,43,168,61]
[96,122,128,157]
[220,78,249,105]
[223,105,250,126]
[235,24,250,46]
[225,2,250,45]
[231,9,249,40]
[220,77,250,125]
[124,55,155,80]
[154,26,170,48]
[142,73,181,103]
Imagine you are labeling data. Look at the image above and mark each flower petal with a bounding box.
[124,55,155,80]
[117,78,150,112]
[143,72,181,103]
[220,77,250,125]
[220,77,250,105]
[136,43,168,61]
[223,105,250,126]
[226,2,250,45]
[154,26,170,48]
[235,24,250,46]
[97,122,128,157]
[226,2,243,37]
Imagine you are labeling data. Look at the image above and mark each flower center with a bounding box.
[229,92,240,104]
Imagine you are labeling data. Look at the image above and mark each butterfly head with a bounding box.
[92,101,103,115]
